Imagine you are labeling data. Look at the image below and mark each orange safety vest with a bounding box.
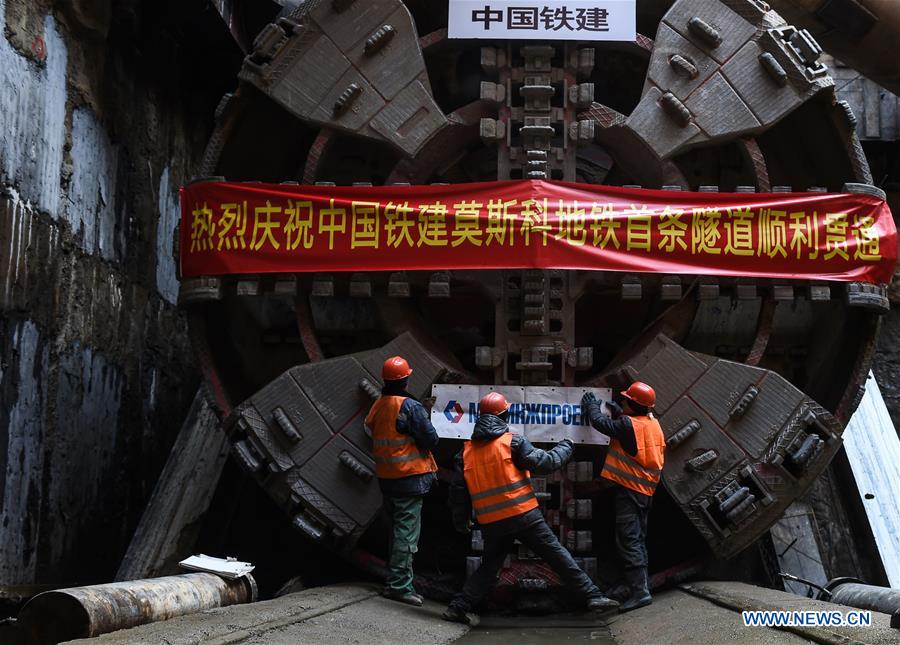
[600,415,666,497]
[463,433,539,524]
[366,396,437,479]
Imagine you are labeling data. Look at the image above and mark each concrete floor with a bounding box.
[66,584,467,645]
[59,582,897,645]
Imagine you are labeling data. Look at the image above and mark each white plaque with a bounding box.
[431,384,612,444]
[448,1,636,41]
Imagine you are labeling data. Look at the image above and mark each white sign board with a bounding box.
[448,1,636,41]
[431,384,611,445]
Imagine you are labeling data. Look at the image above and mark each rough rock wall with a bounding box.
[0,0,235,585]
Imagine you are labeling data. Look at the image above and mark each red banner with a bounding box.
[180,180,897,283]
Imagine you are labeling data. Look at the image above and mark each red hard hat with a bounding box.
[382,356,412,381]
[479,392,510,416]
[620,381,656,408]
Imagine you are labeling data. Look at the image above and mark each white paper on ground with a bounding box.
[179,554,255,579]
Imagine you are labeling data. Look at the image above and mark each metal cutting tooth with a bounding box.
[521,45,555,72]
[349,273,371,298]
[621,275,642,300]
[698,279,720,300]
[274,276,298,297]
[846,283,890,313]
[521,81,555,111]
[772,285,794,301]
[480,118,506,142]
[236,277,261,297]
[179,277,223,305]
[311,274,334,297]
[808,284,831,301]
[569,47,595,77]
[480,81,506,105]
[387,272,410,298]
[428,272,450,298]
[661,276,682,301]
[568,83,595,108]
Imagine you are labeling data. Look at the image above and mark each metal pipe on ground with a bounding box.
[819,578,900,617]
[17,572,257,645]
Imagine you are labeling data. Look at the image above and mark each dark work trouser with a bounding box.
[384,495,424,594]
[450,517,602,611]
[614,486,652,571]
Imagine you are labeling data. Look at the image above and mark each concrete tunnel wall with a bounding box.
[0,0,218,586]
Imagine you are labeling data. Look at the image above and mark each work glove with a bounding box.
[556,438,575,466]
[605,400,624,419]
[582,391,605,422]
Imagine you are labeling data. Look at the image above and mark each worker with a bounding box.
[365,356,439,607]
[581,382,665,612]
[442,392,618,624]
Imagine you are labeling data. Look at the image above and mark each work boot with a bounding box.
[441,604,472,625]
[587,593,619,612]
[605,584,631,603]
[619,568,652,613]
[382,588,424,607]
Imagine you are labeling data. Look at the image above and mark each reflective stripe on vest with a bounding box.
[373,437,414,447]
[600,415,666,497]
[374,451,433,465]
[463,433,538,524]
[366,396,437,479]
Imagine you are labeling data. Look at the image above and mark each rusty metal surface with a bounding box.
[745,296,776,366]
[181,0,891,598]
[295,293,325,362]
[626,0,833,161]
[17,572,256,645]
[224,331,457,550]
[768,0,900,97]
[627,334,844,558]
[237,1,448,157]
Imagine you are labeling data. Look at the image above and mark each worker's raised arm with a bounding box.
[510,434,573,475]
[581,393,637,457]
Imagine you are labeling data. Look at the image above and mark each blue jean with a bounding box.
[451,516,602,611]
[614,486,652,570]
